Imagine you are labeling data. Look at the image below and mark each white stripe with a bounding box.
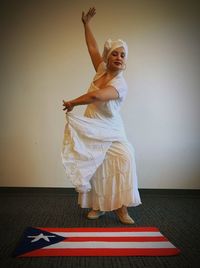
[45,241,175,249]
[51,232,163,237]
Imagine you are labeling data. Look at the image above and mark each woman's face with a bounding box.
[107,47,126,71]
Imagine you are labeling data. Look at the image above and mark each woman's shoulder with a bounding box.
[110,73,128,89]
[107,74,128,100]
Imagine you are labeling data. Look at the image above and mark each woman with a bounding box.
[62,8,141,224]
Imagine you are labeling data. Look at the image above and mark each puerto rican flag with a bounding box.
[13,227,180,257]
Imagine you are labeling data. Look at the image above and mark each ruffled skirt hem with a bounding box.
[78,187,142,211]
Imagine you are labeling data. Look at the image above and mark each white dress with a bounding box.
[61,62,141,211]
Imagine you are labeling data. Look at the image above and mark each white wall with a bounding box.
[0,0,200,188]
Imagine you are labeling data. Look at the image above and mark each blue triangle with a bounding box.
[13,227,66,257]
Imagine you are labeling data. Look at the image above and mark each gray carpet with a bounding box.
[0,188,199,268]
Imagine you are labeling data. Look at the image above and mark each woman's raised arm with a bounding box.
[82,7,103,71]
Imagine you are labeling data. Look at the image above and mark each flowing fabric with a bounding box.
[61,62,141,210]
[61,113,127,193]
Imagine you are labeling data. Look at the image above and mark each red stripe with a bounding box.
[38,227,159,233]
[21,247,180,257]
[63,236,168,242]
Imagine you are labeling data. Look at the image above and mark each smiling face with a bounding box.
[107,47,126,71]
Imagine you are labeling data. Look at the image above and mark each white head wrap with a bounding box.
[102,38,128,63]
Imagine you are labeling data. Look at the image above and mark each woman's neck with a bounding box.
[106,69,121,78]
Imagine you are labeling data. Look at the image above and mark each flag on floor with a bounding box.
[13,227,180,257]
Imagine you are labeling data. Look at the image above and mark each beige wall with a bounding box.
[1,0,200,188]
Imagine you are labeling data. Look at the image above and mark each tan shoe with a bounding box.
[115,206,135,224]
[87,210,105,220]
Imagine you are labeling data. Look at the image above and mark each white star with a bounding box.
[27,233,55,243]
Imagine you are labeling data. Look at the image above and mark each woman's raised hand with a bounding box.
[82,7,96,25]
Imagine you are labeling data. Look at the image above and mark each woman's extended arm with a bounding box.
[82,7,103,71]
[63,86,119,113]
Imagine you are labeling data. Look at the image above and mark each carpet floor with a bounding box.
[0,188,199,268]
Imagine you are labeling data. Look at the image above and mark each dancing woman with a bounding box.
[62,8,141,224]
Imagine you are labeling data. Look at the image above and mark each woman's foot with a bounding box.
[115,206,135,224]
[87,210,105,220]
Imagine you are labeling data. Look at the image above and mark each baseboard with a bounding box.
[139,188,200,196]
[0,187,199,196]
[0,187,76,194]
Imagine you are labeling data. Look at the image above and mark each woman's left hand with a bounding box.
[62,100,74,113]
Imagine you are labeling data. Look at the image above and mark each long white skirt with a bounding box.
[78,141,141,211]
[61,113,141,211]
